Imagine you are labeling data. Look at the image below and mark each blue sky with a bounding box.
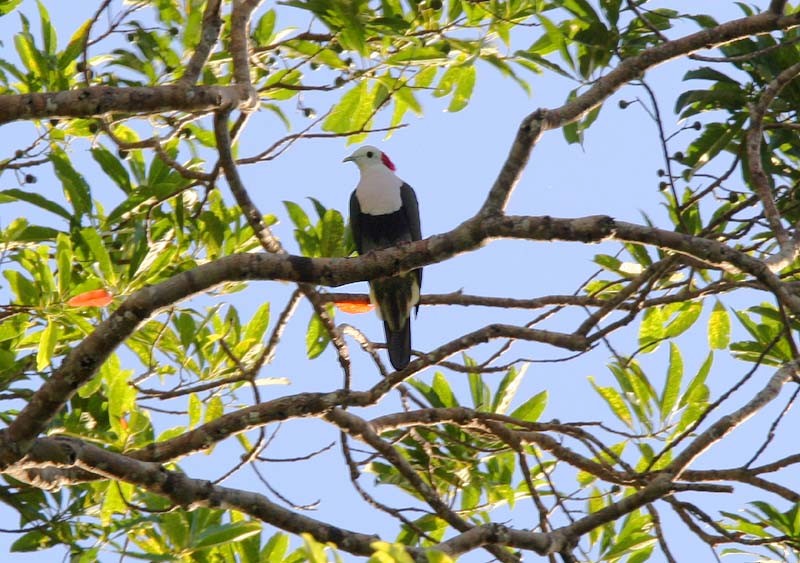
[0,1,791,561]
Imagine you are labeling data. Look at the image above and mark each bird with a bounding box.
[344,145,422,370]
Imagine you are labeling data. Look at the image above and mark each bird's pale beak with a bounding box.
[342,155,355,163]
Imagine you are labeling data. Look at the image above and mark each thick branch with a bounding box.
[0,85,253,124]
[3,213,795,467]
[769,0,788,14]
[28,437,395,559]
[230,0,263,97]
[479,11,800,214]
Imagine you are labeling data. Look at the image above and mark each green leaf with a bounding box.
[205,395,224,424]
[425,550,455,563]
[188,393,202,428]
[484,54,531,95]
[683,66,740,84]
[36,319,58,371]
[132,230,178,282]
[3,269,38,304]
[460,484,480,511]
[14,18,45,78]
[708,301,730,350]
[537,14,574,70]
[492,363,527,414]
[733,309,766,342]
[319,209,345,257]
[56,232,73,296]
[306,313,330,359]
[160,511,189,550]
[11,530,57,552]
[307,197,327,220]
[194,522,262,549]
[674,84,745,119]
[509,390,547,422]
[262,533,289,560]
[58,19,90,70]
[36,0,56,57]
[414,66,438,89]
[447,65,476,112]
[663,301,702,339]
[11,224,60,242]
[0,188,72,220]
[464,356,490,410]
[434,66,461,98]
[106,366,135,422]
[660,343,683,420]
[638,307,665,353]
[562,0,600,20]
[600,0,621,25]
[589,376,632,427]
[594,253,623,273]
[252,10,276,45]
[243,302,271,343]
[79,228,116,284]
[323,81,372,135]
[393,84,422,116]
[387,46,447,64]
[32,245,55,296]
[679,352,712,409]
[612,361,655,429]
[0,0,22,16]
[682,117,745,178]
[295,230,319,257]
[51,149,91,217]
[91,146,132,193]
[284,200,311,230]
[624,243,652,267]
[432,372,458,408]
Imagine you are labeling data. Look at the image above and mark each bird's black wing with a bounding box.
[349,190,363,255]
[400,183,422,312]
[400,183,421,243]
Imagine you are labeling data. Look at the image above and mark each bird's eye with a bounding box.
[366,151,374,158]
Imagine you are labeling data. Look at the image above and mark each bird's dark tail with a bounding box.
[384,319,411,370]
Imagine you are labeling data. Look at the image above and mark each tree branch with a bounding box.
[745,60,800,269]
[666,361,799,475]
[0,85,253,124]
[479,11,800,215]
[229,0,262,108]
[28,437,396,559]
[177,0,223,86]
[3,212,795,467]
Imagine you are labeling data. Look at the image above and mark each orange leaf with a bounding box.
[67,289,113,307]
[335,300,374,314]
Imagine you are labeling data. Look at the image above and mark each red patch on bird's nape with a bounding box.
[381,152,396,171]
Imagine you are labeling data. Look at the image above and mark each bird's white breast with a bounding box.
[356,166,403,215]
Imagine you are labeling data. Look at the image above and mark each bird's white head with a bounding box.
[343,145,396,172]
